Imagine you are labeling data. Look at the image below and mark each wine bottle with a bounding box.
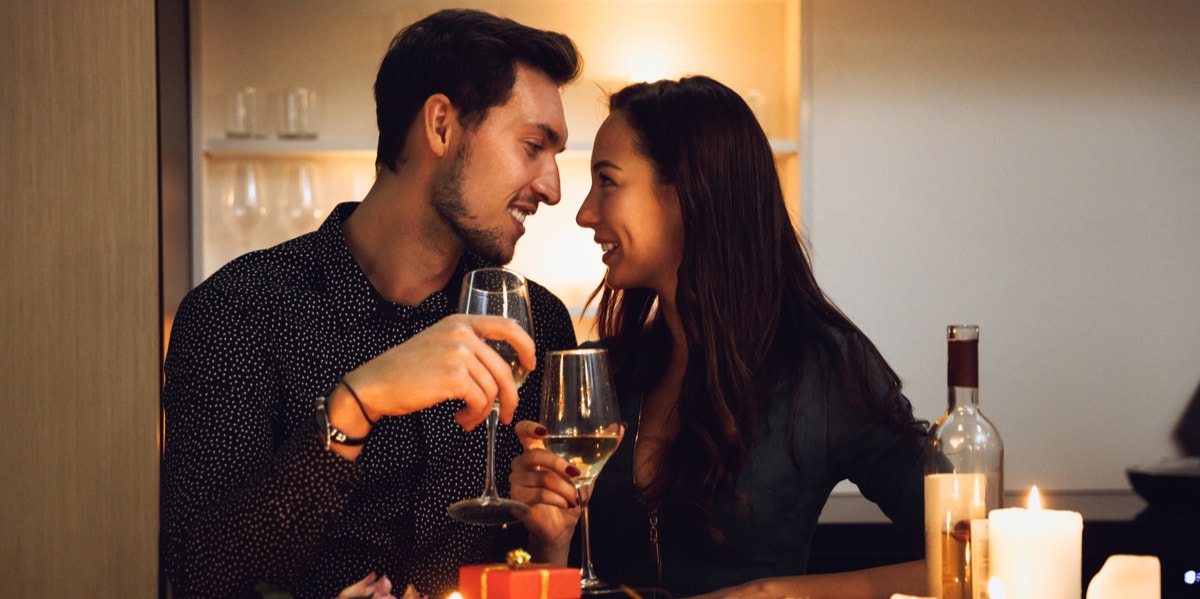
[924,325,1004,599]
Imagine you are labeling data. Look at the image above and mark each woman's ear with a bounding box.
[422,93,457,158]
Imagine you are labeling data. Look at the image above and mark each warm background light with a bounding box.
[987,576,1006,599]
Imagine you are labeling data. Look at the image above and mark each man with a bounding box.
[162,10,581,598]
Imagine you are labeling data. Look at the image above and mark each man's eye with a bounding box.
[525,142,542,157]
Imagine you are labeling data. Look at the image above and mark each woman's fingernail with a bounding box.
[566,465,581,477]
[534,426,547,436]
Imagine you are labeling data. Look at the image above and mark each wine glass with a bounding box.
[448,268,535,525]
[539,348,621,594]
[221,160,268,250]
[282,161,323,234]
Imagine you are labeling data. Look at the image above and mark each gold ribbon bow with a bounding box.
[479,549,549,599]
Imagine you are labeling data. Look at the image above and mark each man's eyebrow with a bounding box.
[537,123,563,147]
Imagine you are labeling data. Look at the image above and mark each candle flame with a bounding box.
[447,593,463,599]
[988,576,1006,599]
[1028,485,1042,510]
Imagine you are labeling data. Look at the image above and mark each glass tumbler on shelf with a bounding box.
[447,268,535,526]
[225,86,265,139]
[539,348,621,595]
[278,87,318,140]
[924,324,1004,599]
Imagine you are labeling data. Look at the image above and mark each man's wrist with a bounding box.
[326,384,374,439]
[315,384,374,451]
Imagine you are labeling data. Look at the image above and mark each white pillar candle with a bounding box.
[988,486,1083,599]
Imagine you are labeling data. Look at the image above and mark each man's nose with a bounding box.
[531,159,561,205]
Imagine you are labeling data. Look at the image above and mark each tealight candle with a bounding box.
[988,486,1083,599]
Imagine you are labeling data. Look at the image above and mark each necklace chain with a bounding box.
[632,395,664,588]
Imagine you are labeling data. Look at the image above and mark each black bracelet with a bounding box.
[339,376,377,426]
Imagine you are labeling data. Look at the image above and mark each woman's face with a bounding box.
[576,112,685,298]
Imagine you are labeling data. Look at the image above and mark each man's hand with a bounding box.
[349,314,535,429]
[326,314,536,461]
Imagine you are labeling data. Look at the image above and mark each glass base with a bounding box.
[447,496,529,525]
[581,578,617,595]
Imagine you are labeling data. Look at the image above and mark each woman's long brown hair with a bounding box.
[590,76,925,540]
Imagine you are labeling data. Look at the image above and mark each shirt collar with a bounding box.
[314,202,496,324]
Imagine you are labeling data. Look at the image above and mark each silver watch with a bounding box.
[314,393,369,450]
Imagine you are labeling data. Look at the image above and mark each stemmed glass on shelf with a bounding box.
[221,160,268,251]
[539,348,621,594]
[447,267,535,525]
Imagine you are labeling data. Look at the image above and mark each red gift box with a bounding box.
[458,562,581,599]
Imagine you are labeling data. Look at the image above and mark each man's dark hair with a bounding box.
[374,9,581,172]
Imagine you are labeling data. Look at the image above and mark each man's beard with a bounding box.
[430,140,515,265]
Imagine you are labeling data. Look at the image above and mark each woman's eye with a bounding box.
[598,174,615,187]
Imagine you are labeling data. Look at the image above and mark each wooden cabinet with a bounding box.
[192,0,801,314]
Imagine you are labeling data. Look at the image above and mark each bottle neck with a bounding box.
[947,384,980,409]
[947,337,979,409]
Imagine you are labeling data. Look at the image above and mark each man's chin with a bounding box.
[467,242,515,266]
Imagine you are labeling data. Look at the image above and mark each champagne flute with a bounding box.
[448,268,534,525]
[540,348,621,594]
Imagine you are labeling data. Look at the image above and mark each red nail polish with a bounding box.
[566,465,581,477]
[534,426,547,436]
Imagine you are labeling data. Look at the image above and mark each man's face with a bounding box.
[431,63,568,265]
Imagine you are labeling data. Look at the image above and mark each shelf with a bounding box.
[204,138,375,160]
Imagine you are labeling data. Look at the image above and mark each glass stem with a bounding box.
[578,484,600,585]
[481,402,500,498]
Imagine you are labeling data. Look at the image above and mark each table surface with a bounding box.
[813,488,1200,599]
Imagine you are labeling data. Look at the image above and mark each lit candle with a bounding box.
[987,486,1083,599]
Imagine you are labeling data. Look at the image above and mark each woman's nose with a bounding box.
[576,187,599,228]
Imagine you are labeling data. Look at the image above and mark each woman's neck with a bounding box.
[633,298,687,492]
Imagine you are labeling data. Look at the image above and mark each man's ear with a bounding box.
[422,94,457,158]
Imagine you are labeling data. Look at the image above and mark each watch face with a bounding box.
[315,395,331,450]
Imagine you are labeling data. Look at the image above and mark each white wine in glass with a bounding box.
[540,348,621,594]
[447,268,534,525]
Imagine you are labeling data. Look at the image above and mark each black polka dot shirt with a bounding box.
[162,202,577,598]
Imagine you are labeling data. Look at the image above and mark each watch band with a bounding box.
[314,392,370,450]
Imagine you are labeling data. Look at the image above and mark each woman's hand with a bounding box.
[509,420,584,563]
[334,572,406,599]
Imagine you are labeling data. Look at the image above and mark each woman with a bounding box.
[510,76,928,599]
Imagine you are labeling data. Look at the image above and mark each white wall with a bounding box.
[807,0,1200,491]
